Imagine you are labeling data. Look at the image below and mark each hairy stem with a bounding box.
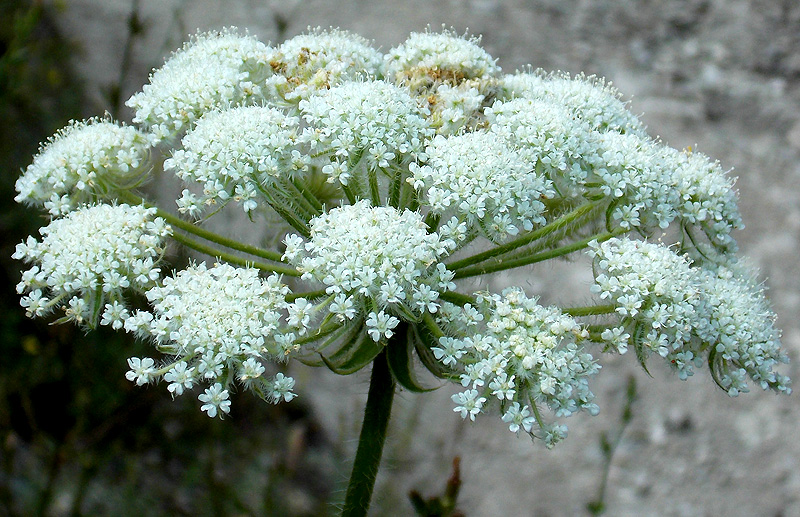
[447,201,600,271]
[118,191,287,263]
[453,229,624,279]
[341,348,396,517]
[563,304,618,317]
[170,231,300,276]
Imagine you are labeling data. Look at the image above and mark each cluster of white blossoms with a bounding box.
[13,203,169,327]
[124,262,297,418]
[589,238,790,396]
[165,105,305,216]
[266,27,384,103]
[385,29,500,91]
[300,80,433,183]
[486,95,742,252]
[436,288,599,447]
[284,200,455,341]
[13,26,789,432]
[410,131,553,241]
[499,72,647,136]
[126,28,272,141]
[14,118,150,215]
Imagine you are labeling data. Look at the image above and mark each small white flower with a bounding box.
[198,383,231,418]
[126,357,156,386]
[164,361,195,396]
[451,389,486,421]
[366,310,400,342]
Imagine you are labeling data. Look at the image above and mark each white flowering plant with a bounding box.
[12,27,791,516]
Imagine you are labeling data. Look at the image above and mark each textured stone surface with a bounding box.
[52,1,800,514]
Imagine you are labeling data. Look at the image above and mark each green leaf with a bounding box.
[386,323,436,393]
[320,330,384,375]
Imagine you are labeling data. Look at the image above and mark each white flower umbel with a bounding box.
[486,98,599,200]
[499,71,646,136]
[589,238,790,394]
[436,288,599,447]
[125,262,298,415]
[664,146,744,253]
[14,118,150,215]
[126,28,273,141]
[696,265,790,396]
[284,200,455,341]
[13,203,169,327]
[165,105,305,215]
[385,29,500,92]
[266,28,384,103]
[300,80,432,186]
[410,131,553,241]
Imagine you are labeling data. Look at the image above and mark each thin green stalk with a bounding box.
[453,230,623,279]
[118,191,286,263]
[342,183,358,205]
[422,312,445,339]
[341,348,396,517]
[368,167,381,206]
[447,202,599,271]
[265,196,311,238]
[563,304,618,317]
[278,177,319,219]
[388,166,403,208]
[293,320,346,345]
[438,291,477,307]
[285,289,329,302]
[171,231,300,276]
[293,177,324,212]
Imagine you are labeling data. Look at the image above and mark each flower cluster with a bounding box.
[13,26,789,443]
[124,262,298,417]
[385,29,500,92]
[436,288,599,448]
[13,203,170,327]
[266,27,384,103]
[487,95,742,251]
[165,105,305,216]
[589,238,790,395]
[300,80,432,183]
[499,71,647,136]
[14,118,150,215]
[410,131,553,241]
[126,28,272,141]
[284,200,455,341]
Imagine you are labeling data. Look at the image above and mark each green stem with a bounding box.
[118,191,287,263]
[368,167,381,206]
[171,231,301,276]
[263,193,312,238]
[342,348,396,517]
[285,289,329,302]
[279,177,319,219]
[293,177,324,212]
[422,312,445,339]
[447,201,599,271]
[388,166,403,209]
[563,304,618,317]
[438,291,477,307]
[453,229,623,279]
[342,183,358,205]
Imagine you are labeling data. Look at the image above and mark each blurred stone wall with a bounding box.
[50,0,800,515]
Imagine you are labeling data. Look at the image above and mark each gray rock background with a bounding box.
[50,0,800,515]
